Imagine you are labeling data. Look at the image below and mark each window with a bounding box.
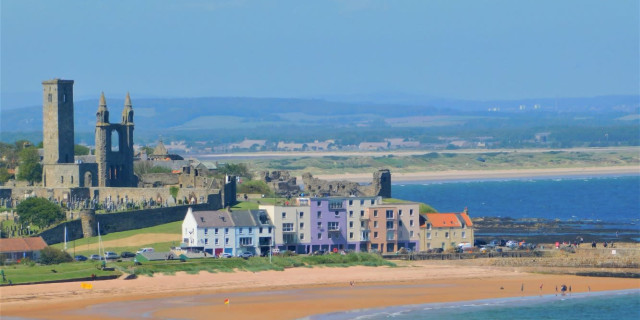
[328,222,339,231]
[374,231,378,238]
[373,210,378,217]
[239,228,243,234]
[349,200,353,205]
[205,238,209,245]
[48,93,52,102]
[317,222,322,229]
[299,211,304,218]
[410,220,414,227]
[410,209,414,216]
[360,221,365,228]
[300,233,305,240]
[360,200,364,205]
[427,232,431,239]
[259,227,263,233]
[445,232,449,238]
[360,210,364,217]
[204,228,208,235]
[349,232,354,239]
[410,230,414,237]
[349,211,353,217]
[386,210,394,219]
[268,227,272,233]
[215,238,219,245]
[317,211,322,219]
[282,212,286,218]
[225,238,229,245]
[282,223,293,232]
[349,221,354,229]
[71,176,73,183]
[300,222,304,229]
[462,231,466,238]
[240,237,252,246]
[398,210,402,216]
[225,228,229,234]
[61,176,64,183]
[370,199,374,205]
[317,201,321,206]
[427,223,431,230]
[248,228,253,234]
[317,233,322,240]
[399,220,403,227]
[374,221,378,228]
[386,221,394,230]
[215,228,219,235]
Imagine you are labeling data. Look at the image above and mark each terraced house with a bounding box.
[420,209,474,251]
[261,197,420,254]
[182,208,274,257]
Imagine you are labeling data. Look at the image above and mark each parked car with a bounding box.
[312,250,326,256]
[74,255,88,261]
[136,247,155,254]
[120,251,136,258]
[428,248,444,253]
[90,254,103,260]
[104,251,120,260]
[238,252,254,258]
[219,253,232,258]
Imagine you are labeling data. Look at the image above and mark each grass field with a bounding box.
[234,150,639,176]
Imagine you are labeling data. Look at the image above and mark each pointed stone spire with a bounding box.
[124,92,132,107]
[98,92,108,110]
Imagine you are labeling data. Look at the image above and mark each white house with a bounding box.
[182,207,236,257]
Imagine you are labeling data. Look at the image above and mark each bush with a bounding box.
[39,247,73,265]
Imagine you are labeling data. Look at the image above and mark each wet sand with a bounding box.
[1,260,639,319]
[313,166,640,183]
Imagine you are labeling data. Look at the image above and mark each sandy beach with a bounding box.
[313,165,640,183]
[1,260,639,319]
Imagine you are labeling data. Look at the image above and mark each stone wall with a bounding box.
[39,202,215,245]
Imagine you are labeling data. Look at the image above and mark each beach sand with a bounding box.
[2,260,639,319]
[313,166,640,183]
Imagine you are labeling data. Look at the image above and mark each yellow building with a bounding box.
[420,210,474,252]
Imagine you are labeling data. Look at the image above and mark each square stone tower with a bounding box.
[42,79,75,164]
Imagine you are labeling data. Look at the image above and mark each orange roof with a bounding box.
[0,237,48,253]
[425,213,462,228]
[459,213,473,227]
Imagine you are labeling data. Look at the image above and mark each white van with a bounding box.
[136,247,155,254]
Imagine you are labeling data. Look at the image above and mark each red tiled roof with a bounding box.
[425,213,462,228]
[459,213,473,227]
[0,237,48,253]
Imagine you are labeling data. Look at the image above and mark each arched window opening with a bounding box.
[111,129,120,152]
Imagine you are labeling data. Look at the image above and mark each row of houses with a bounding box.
[182,196,474,256]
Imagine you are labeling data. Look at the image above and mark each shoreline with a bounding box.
[312,166,640,183]
[2,261,639,319]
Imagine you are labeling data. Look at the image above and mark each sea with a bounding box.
[392,174,640,240]
[312,289,640,320]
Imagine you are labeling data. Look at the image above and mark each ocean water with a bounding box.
[313,289,640,320]
[392,175,640,225]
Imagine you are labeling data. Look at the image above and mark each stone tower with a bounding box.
[372,169,391,198]
[94,92,137,187]
[42,79,75,165]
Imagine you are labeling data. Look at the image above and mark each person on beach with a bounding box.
[561,284,567,295]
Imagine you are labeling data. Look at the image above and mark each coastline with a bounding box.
[312,166,640,183]
[2,260,639,320]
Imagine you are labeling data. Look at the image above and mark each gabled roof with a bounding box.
[457,212,473,227]
[230,210,256,227]
[0,237,48,253]
[192,210,235,228]
[425,213,462,228]
[250,210,273,226]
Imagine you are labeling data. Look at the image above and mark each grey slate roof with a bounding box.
[250,210,274,226]
[229,210,256,227]
[192,210,235,228]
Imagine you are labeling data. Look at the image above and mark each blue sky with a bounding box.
[1,0,638,108]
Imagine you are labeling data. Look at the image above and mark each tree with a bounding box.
[74,144,90,155]
[39,247,72,265]
[0,167,12,184]
[17,197,65,229]
[169,186,179,200]
[17,147,42,184]
[219,163,252,179]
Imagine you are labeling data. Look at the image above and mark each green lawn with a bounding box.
[0,261,121,284]
[1,253,394,285]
